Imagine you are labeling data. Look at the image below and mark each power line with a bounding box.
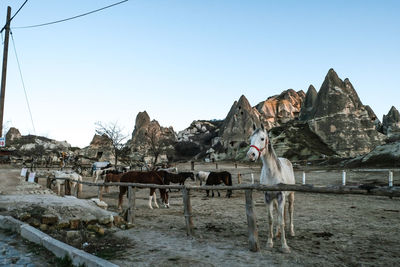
[10,31,36,135]
[10,0,29,22]
[12,0,129,29]
[0,0,29,33]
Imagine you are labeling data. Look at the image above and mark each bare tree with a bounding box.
[95,121,129,168]
[146,127,174,170]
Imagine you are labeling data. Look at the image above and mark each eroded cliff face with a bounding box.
[302,69,385,158]
[217,95,261,158]
[128,111,176,163]
[381,106,400,139]
[256,89,305,128]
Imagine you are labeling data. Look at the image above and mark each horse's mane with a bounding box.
[267,140,281,171]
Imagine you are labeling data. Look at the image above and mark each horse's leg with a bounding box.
[153,191,159,209]
[118,187,126,211]
[57,183,61,196]
[148,189,154,209]
[289,192,295,237]
[78,181,82,198]
[206,189,210,197]
[266,201,274,249]
[100,185,104,201]
[274,200,281,238]
[277,195,290,253]
[217,190,220,197]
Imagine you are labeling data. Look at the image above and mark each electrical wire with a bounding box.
[13,0,129,29]
[1,0,29,33]
[10,31,36,135]
[10,0,29,22]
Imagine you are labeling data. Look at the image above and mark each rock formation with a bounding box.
[5,127,21,142]
[304,69,384,157]
[128,111,176,163]
[219,95,261,158]
[256,89,305,128]
[269,121,337,161]
[78,134,113,162]
[381,106,400,139]
[176,120,223,160]
[299,85,317,121]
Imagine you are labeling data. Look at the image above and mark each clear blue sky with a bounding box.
[1,0,399,148]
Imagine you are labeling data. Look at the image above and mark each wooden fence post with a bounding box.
[389,171,393,187]
[127,186,136,224]
[182,187,194,236]
[98,186,102,200]
[245,189,260,252]
[342,170,346,186]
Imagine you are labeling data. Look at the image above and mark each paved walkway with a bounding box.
[0,230,54,266]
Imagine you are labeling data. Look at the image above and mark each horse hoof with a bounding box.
[290,231,295,237]
[281,246,291,254]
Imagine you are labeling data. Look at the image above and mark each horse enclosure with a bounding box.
[32,162,400,265]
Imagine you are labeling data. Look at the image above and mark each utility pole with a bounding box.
[0,6,11,138]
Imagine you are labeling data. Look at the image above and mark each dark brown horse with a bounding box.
[161,171,194,191]
[118,171,169,210]
[205,171,232,198]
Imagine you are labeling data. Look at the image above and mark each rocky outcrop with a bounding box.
[381,106,400,139]
[305,69,385,157]
[176,120,223,160]
[78,134,113,162]
[299,85,317,121]
[219,95,261,158]
[364,105,382,131]
[89,134,113,148]
[269,121,337,161]
[129,111,176,163]
[5,127,21,141]
[256,89,305,128]
[345,141,400,167]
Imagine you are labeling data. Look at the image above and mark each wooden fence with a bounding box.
[53,177,400,252]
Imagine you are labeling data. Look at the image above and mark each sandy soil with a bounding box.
[1,163,400,266]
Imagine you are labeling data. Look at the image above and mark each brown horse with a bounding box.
[118,171,169,210]
[205,171,233,198]
[103,172,124,193]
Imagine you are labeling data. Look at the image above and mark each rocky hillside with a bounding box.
[4,68,398,167]
[299,69,385,158]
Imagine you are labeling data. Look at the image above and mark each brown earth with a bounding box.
[1,163,400,266]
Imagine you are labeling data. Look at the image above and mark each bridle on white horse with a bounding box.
[250,138,268,158]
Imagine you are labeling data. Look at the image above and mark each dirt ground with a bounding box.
[1,162,400,266]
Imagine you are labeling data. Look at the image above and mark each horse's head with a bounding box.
[247,124,269,161]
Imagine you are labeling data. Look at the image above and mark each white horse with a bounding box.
[53,170,83,197]
[196,171,210,186]
[247,124,295,253]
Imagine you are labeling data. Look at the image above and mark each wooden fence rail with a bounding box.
[49,177,399,253]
